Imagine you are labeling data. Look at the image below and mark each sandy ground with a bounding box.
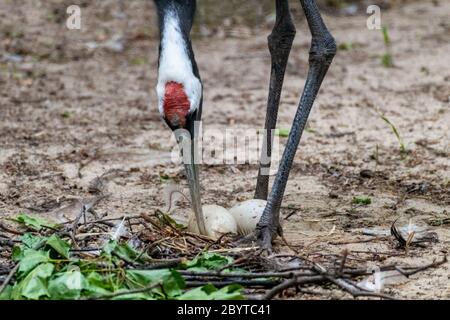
[0,0,449,299]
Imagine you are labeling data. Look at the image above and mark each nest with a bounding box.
[0,203,446,300]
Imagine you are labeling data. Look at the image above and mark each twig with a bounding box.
[395,255,447,277]
[70,204,88,249]
[185,279,281,288]
[217,249,262,273]
[262,275,325,299]
[87,282,163,300]
[0,222,23,235]
[338,249,348,275]
[330,236,390,245]
[327,277,397,300]
[178,270,315,279]
[131,258,183,270]
[0,264,19,293]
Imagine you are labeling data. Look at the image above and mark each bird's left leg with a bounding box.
[256,0,336,250]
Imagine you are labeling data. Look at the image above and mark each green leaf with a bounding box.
[381,53,393,68]
[48,269,86,299]
[352,196,372,205]
[14,214,57,231]
[12,263,54,300]
[380,115,406,153]
[178,284,244,300]
[126,269,185,298]
[275,128,290,137]
[381,26,390,45]
[163,270,185,298]
[102,240,148,263]
[0,285,13,300]
[21,233,46,249]
[182,253,233,272]
[159,213,185,229]
[11,234,47,262]
[11,245,24,262]
[84,272,115,296]
[18,249,50,275]
[46,235,70,259]
[61,111,71,118]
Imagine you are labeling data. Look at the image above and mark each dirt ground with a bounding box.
[0,0,449,299]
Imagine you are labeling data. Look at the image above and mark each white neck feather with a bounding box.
[156,9,202,116]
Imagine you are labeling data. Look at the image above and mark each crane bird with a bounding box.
[153,0,336,250]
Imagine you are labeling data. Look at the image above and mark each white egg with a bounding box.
[228,199,267,236]
[187,204,237,239]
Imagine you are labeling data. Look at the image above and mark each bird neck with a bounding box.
[155,0,202,128]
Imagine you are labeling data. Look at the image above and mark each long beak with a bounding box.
[175,130,207,235]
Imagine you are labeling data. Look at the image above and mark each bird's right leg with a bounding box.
[256,0,336,250]
[254,0,296,200]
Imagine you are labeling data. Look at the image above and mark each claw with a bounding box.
[255,222,283,253]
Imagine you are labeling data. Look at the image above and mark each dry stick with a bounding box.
[217,249,263,274]
[281,234,301,255]
[303,257,387,300]
[326,277,397,300]
[87,282,163,300]
[0,264,19,293]
[262,275,326,300]
[185,279,281,288]
[0,223,23,235]
[0,238,20,247]
[330,236,390,245]
[337,249,348,275]
[312,261,398,300]
[350,250,403,257]
[136,259,183,270]
[395,255,447,277]
[154,209,182,235]
[70,204,88,250]
[178,270,316,279]
[61,214,141,226]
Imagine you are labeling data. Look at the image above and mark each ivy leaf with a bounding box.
[178,284,244,300]
[48,269,86,299]
[84,272,115,296]
[11,245,24,262]
[126,269,185,298]
[0,285,13,300]
[12,263,54,300]
[46,235,70,259]
[102,240,148,263]
[14,234,45,260]
[14,214,58,231]
[182,253,233,272]
[21,233,46,249]
[11,234,47,262]
[18,249,50,275]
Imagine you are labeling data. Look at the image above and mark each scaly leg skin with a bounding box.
[255,0,337,251]
[254,0,296,201]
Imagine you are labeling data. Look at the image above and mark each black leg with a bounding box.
[256,0,336,249]
[255,0,296,201]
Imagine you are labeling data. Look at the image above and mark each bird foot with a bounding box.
[233,220,282,256]
[255,221,283,254]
